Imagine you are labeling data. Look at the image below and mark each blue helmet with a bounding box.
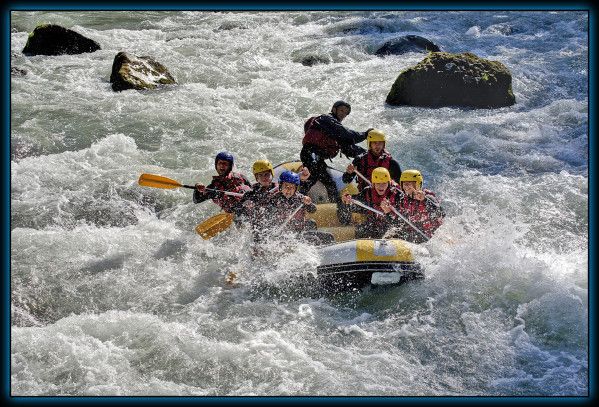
[215,151,234,172]
[279,170,300,186]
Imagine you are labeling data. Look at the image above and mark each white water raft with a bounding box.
[274,162,424,291]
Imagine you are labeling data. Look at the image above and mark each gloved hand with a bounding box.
[341,143,366,158]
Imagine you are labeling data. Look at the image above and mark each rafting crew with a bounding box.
[342,129,402,192]
[299,100,372,222]
[188,127,443,245]
[385,170,445,243]
[193,151,252,214]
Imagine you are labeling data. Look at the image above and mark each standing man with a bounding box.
[193,151,252,214]
[300,100,372,221]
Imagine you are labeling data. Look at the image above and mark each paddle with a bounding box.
[138,173,244,196]
[326,165,371,186]
[349,198,430,242]
[195,212,234,240]
[138,173,196,189]
[388,206,430,242]
[277,204,305,233]
[349,198,385,216]
[353,168,372,187]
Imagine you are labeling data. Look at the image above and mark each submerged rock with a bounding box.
[297,55,331,66]
[375,35,440,56]
[217,21,249,30]
[22,24,101,56]
[109,51,177,92]
[386,51,516,109]
[11,67,27,76]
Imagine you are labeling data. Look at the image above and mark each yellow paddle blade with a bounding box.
[138,173,183,189]
[195,212,234,240]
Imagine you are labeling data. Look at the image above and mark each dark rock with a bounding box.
[110,51,177,92]
[375,35,440,56]
[22,24,100,56]
[11,67,27,76]
[298,55,331,66]
[386,52,516,109]
[217,21,248,30]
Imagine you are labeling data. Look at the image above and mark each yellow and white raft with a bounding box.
[274,162,423,291]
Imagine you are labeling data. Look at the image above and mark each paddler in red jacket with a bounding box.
[236,159,278,230]
[193,151,252,214]
[269,170,334,245]
[388,169,445,243]
[340,167,404,239]
[342,129,402,191]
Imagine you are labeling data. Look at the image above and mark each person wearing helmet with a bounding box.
[300,100,372,211]
[342,128,402,191]
[193,151,252,213]
[340,167,404,238]
[268,171,335,245]
[235,159,278,228]
[387,169,445,243]
[271,170,316,230]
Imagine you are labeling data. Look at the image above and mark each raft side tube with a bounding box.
[316,239,421,291]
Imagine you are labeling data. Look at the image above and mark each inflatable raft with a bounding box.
[273,162,423,291]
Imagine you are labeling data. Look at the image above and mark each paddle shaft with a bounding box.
[350,198,384,216]
[278,204,305,232]
[167,184,244,197]
[353,169,372,186]
[389,206,430,242]
[327,165,371,186]
[174,185,244,198]
[179,185,245,197]
[350,198,430,241]
[204,188,245,197]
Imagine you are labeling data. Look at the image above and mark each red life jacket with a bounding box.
[210,172,248,212]
[240,182,278,229]
[397,190,443,237]
[355,150,392,190]
[302,116,340,159]
[270,192,315,232]
[362,186,400,228]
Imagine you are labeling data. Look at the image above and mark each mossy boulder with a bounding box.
[110,51,177,92]
[375,35,440,56]
[22,24,100,56]
[386,52,515,108]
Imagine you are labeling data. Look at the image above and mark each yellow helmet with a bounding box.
[371,167,391,184]
[400,169,423,189]
[367,129,386,149]
[252,159,274,176]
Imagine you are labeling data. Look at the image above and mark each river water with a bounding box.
[10,10,588,396]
